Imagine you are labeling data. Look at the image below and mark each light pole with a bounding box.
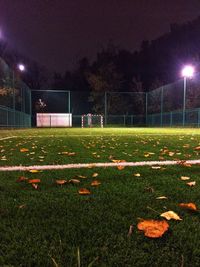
[13,63,25,126]
[181,65,195,126]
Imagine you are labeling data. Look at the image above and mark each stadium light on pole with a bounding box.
[181,65,195,126]
[12,63,26,126]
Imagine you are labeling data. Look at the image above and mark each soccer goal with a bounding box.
[81,114,103,128]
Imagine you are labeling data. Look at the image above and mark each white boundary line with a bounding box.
[1,159,200,172]
[0,136,18,141]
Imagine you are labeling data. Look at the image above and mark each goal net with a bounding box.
[81,114,103,128]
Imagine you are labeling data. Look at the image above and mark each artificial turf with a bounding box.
[1,128,200,266]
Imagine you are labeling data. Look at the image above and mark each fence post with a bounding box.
[170,112,173,127]
[124,115,126,126]
[145,92,148,126]
[104,92,107,125]
[68,91,71,113]
[160,87,163,127]
[198,109,200,128]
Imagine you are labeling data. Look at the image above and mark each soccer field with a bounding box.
[1,128,200,266]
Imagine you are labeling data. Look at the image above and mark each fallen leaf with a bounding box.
[28,179,41,184]
[56,179,67,185]
[29,170,41,173]
[16,176,28,182]
[151,166,161,169]
[160,210,182,221]
[69,179,80,184]
[18,204,26,209]
[77,175,87,179]
[20,148,29,152]
[134,173,141,177]
[180,176,190,181]
[91,180,101,186]
[137,220,169,238]
[92,173,99,177]
[187,181,196,187]
[179,203,197,211]
[156,196,168,200]
[78,188,91,195]
[32,183,38,189]
[194,146,200,150]
[127,225,134,237]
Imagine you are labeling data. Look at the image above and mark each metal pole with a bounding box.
[104,91,107,125]
[29,89,32,127]
[12,70,15,126]
[145,92,148,126]
[183,77,186,126]
[160,87,163,127]
[68,91,71,113]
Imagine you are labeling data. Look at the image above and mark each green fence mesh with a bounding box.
[0,58,31,127]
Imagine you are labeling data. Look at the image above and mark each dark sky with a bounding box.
[0,0,200,72]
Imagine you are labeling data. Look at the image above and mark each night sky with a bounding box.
[0,0,200,72]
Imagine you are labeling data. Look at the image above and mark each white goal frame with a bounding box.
[81,114,103,128]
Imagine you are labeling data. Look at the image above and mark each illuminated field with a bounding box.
[1,128,200,266]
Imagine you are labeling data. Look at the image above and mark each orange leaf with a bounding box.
[56,179,67,185]
[91,180,101,186]
[78,188,91,195]
[179,203,197,211]
[194,146,200,150]
[137,220,169,238]
[187,181,196,187]
[28,179,41,184]
[20,148,29,152]
[16,176,28,182]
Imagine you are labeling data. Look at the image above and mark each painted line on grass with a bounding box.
[0,159,200,172]
[0,136,18,141]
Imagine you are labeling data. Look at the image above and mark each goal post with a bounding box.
[81,114,103,128]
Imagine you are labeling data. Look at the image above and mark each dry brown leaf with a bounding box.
[16,176,28,182]
[179,203,197,211]
[127,225,134,237]
[180,176,190,181]
[194,146,200,150]
[187,181,196,187]
[32,183,38,189]
[151,166,161,169]
[78,188,91,195]
[137,220,169,238]
[69,179,80,184]
[92,173,99,177]
[28,179,41,184]
[77,175,87,179]
[160,210,182,221]
[91,180,101,186]
[56,179,67,185]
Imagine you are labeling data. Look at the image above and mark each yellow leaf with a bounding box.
[29,170,41,173]
[160,211,182,221]
[134,173,141,177]
[180,176,190,181]
[137,220,169,238]
[151,166,161,169]
[156,196,168,200]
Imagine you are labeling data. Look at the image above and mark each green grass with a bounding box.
[1,128,200,266]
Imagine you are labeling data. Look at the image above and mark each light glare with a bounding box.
[18,64,25,72]
[181,65,194,78]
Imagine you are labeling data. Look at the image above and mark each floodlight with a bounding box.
[181,65,195,78]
